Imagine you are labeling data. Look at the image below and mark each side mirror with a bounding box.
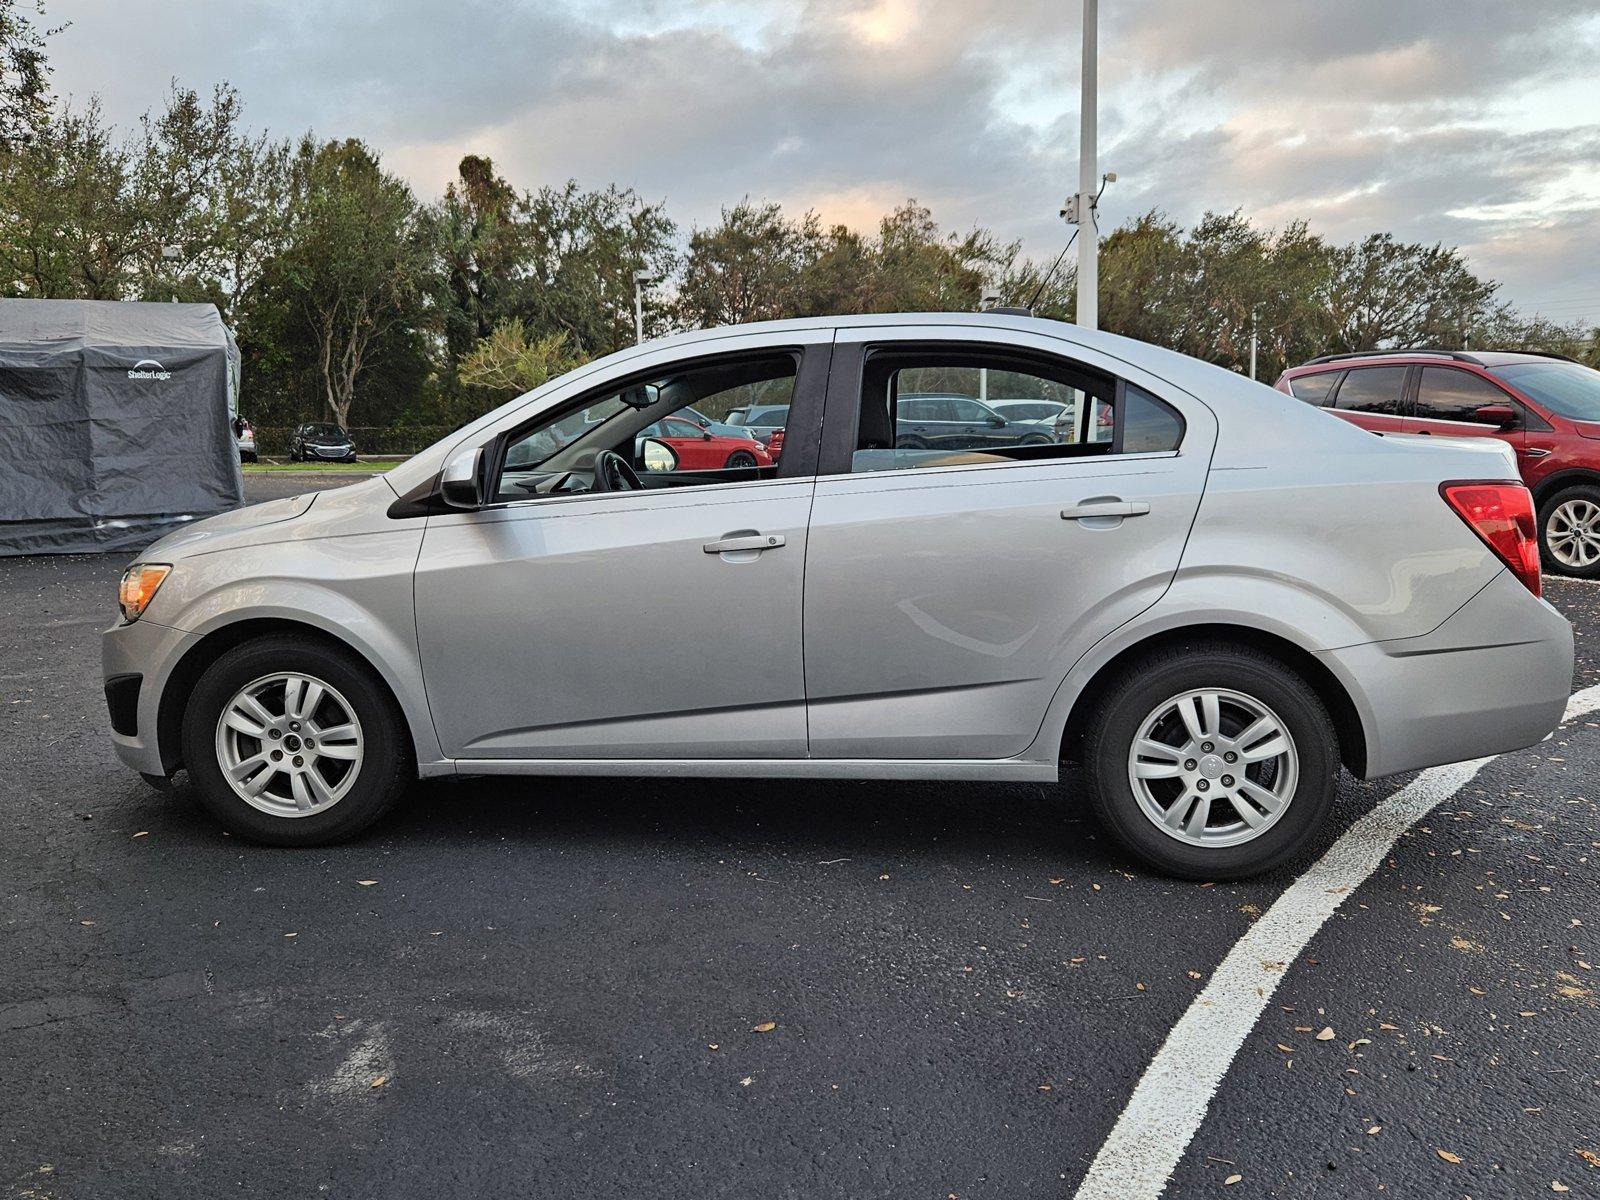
[1472,403,1518,431]
[640,437,679,473]
[440,445,486,508]
[988,415,1006,427]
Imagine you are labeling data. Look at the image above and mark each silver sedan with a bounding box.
[103,313,1572,878]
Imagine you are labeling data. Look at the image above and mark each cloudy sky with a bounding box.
[49,0,1600,324]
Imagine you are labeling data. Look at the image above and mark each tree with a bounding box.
[0,84,262,305]
[676,200,823,328]
[436,154,524,362]
[457,318,579,394]
[1322,233,1498,351]
[521,180,677,356]
[0,0,57,148]
[258,138,434,428]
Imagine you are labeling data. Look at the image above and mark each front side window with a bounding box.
[847,348,1182,474]
[1415,367,1512,421]
[494,354,796,501]
[1333,366,1408,415]
[1491,361,1600,422]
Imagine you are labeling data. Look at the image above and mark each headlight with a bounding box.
[118,563,172,623]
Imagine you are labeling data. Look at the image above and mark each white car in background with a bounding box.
[990,399,1070,429]
[233,416,257,463]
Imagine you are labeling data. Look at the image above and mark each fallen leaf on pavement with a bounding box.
[753,1022,776,1032]
[358,880,378,886]
[1438,1149,1463,1164]
[1224,1174,1242,1186]
[1316,1027,1335,1041]
[132,831,149,838]
[370,1076,387,1089]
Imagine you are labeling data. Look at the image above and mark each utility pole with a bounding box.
[1076,0,1098,329]
[632,269,656,344]
[1249,306,1260,380]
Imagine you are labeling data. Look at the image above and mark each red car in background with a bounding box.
[641,415,773,470]
[1275,349,1600,578]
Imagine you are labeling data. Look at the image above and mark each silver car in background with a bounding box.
[103,313,1573,878]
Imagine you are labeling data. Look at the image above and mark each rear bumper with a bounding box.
[1322,571,1574,779]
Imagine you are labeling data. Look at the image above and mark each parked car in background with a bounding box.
[103,313,1571,879]
[1276,349,1600,577]
[991,399,1069,429]
[289,422,358,464]
[233,416,257,463]
[681,405,758,441]
[638,415,774,469]
[895,394,1058,449]
[724,403,789,450]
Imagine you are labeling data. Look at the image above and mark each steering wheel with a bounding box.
[591,449,642,493]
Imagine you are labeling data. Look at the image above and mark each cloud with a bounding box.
[44,0,1600,321]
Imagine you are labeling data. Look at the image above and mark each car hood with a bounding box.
[140,492,318,560]
[304,435,352,445]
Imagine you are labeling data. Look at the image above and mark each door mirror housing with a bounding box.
[1472,403,1518,431]
[440,446,487,508]
[639,437,679,473]
[988,415,1006,427]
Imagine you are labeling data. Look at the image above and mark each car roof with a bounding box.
[1288,348,1576,374]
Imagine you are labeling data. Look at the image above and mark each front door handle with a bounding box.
[703,532,785,554]
[1061,500,1151,521]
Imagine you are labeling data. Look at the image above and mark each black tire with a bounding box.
[895,436,928,450]
[1021,433,1054,446]
[180,634,413,846]
[724,450,758,469]
[1537,484,1600,579]
[1082,641,1339,880]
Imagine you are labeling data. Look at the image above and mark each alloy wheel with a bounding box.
[213,672,364,818]
[1126,687,1300,848]
[1547,498,1600,570]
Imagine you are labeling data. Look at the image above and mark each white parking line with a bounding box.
[1071,683,1600,1200]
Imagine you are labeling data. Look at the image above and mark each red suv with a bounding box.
[1276,350,1600,578]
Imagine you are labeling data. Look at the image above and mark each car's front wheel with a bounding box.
[1539,484,1600,578]
[725,449,758,469]
[180,635,413,846]
[1082,642,1339,880]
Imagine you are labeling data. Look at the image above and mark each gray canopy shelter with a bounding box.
[0,299,244,555]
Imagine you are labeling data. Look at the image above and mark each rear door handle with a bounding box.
[1061,500,1150,520]
[703,533,785,554]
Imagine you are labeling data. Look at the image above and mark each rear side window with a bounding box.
[845,347,1183,475]
[1334,367,1409,416]
[1415,367,1512,421]
[1288,371,1341,407]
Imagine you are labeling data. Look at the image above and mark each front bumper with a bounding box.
[1321,570,1575,779]
[102,616,199,777]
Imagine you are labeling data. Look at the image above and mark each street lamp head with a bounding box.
[1102,172,1117,184]
[632,269,658,285]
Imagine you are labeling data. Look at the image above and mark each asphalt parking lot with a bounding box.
[5,474,1600,1199]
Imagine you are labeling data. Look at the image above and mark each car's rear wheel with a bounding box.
[180,635,412,846]
[725,449,758,469]
[1021,433,1054,446]
[1539,485,1600,578]
[895,436,927,450]
[1083,642,1339,880]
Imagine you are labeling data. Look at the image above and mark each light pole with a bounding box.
[1250,306,1260,380]
[632,269,657,344]
[1076,0,1098,330]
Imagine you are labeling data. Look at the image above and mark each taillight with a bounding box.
[1440,481,1541,597]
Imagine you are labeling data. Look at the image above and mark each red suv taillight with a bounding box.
[1440,480,1542,598]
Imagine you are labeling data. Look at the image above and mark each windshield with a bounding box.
[306,423,346,437]
[1491,362,1600,422]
